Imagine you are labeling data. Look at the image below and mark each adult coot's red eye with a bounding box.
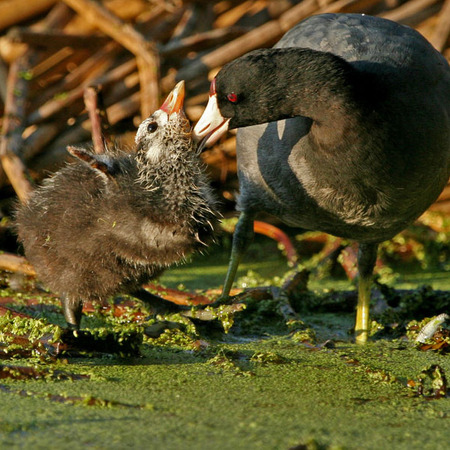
[227,93,238,103]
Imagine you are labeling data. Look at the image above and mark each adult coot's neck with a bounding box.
[217,48,365,128]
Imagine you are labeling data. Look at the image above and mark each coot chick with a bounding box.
[194,13,450,343]
[16,81,218,329]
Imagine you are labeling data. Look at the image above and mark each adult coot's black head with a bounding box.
[196,47,360,139]
[16,81,219,329]
[194,13,450,343]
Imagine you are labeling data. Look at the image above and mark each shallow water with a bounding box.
[0,235,448,449]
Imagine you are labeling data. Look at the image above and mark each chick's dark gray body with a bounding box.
[16,105,218,328]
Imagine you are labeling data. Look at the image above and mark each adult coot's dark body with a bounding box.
[17,82,218,329]
[194,14,450,343]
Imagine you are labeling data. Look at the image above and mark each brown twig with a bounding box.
[83,85,111,154]
[105,91,141,125]
[0,252,36,276]
[167,0,383,87]
[429,0,450,51]
[27,57,137,125]
[160,26,249,58]
[0,56,8,102]
[0,0,57,31]
[253,221,298,265]
[22,123,66,162]
[136,54,160,118]
[0,54,34,203]
[62,0,160,117]
[380,0,442,23]
[7,28,110,49]
[33,41,121,107]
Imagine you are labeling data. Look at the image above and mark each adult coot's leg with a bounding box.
[220,211,256,299]
[61,295,83,330]
[355,243,378,344]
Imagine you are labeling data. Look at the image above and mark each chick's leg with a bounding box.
[131,288,180,314]
[61,295,83,329]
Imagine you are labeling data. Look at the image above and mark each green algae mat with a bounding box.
[0,338,449,450]
[0,237,449,450]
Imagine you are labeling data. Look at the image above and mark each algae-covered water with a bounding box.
[0,235,449,450]
[1,339,449,450]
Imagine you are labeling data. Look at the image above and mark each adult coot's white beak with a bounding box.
[193,79,230,149]
[159,80,187,121]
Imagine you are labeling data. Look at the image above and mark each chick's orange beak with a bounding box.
[159,80,187,120]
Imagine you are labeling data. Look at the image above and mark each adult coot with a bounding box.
[193,13,450,343]
[16,81,218,329]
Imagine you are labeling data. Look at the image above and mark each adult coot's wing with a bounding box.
[277,14,448,79]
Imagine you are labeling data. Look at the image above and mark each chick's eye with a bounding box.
[227,92,238,103]
[147,122,158,133]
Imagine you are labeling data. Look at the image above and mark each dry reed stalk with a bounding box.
[62,0,160,116]
[0,54,35,203]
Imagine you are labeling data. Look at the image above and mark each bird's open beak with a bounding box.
[159,80,187,121]
[193,79,230,149]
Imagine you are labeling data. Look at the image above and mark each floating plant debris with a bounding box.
[0,311,142,358]
[250,351,288,365]
[408,365,448,399]
[0,364,89,381]
[0,384,151,409]
[406,314,450,353]
[415,313,449,343]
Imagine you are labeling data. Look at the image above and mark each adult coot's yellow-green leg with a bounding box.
[220,211,255,300]
[355,243,378,344]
